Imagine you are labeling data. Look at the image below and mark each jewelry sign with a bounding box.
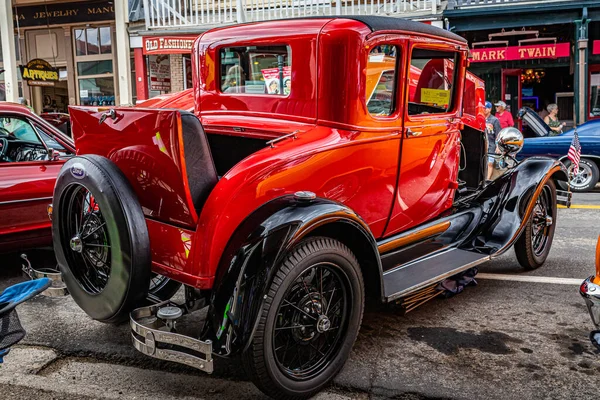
[20,59,58,87]
[470,43,570,63]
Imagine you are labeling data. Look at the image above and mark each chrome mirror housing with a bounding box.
[496,127,524,156]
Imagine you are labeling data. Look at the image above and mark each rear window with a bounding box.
[220,45,291,95]
[366,45,398,117]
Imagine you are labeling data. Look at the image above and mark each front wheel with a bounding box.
[242,237,364,400]
[514,179,557,270]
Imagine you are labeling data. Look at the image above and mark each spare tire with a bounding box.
[52,155,151,323]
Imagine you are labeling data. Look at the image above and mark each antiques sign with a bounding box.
[12,0,114,27]
[470,43,570,63]
[20,59,58,87]
[143,36,197,55]
[149,55,171,91]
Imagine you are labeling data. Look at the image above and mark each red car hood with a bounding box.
[136,89,194,112]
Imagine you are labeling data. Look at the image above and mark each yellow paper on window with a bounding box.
[421,88,450,105]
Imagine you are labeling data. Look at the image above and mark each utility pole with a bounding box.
[574,7,589,126]
[0,0,19,103]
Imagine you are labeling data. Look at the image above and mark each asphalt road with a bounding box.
[1,189,599,400]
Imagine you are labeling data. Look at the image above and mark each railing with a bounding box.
[142,0,440,30]
[448,0,563,8]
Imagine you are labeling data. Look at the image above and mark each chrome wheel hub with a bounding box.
[316,315,331,333]
[70,235,83,253]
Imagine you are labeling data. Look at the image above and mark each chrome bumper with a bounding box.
[580,276,600,327]
[556,189,572,208]
[130,302,214,373]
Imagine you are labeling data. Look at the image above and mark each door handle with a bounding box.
[406,128,422,138]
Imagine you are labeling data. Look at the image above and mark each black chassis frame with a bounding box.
[199,157,567,356]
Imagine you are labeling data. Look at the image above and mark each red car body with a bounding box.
[0,104,74,253]
[55,17,566,399]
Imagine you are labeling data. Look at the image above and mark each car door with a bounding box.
[0,114,69,250]
[384,43,465,236]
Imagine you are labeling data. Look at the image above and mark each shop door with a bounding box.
[502,69,522,129]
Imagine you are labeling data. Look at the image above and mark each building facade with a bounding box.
[445,0,600,126]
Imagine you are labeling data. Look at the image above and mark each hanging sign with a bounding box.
[143,36,196,55]
[149,55,171,91]
[470,43,570,63]
[20,59,58,87]
[593,40,600,55]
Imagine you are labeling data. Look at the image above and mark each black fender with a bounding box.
[459,156,568,256]
[201,195,380,356]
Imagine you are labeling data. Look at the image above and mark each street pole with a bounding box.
[0,0,19,103]
[115,0,132,105]
[574,7,589,126]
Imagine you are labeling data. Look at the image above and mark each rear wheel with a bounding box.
[242,237,364,400]
[558,158,599,192]
[514,179,557,270]
[53,156,151,323]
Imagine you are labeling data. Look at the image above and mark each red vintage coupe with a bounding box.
[0,103,74,253]
[51,17,569,399]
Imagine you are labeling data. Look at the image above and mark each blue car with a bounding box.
[518,107,600,192]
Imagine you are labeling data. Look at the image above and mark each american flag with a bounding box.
[568,130,582,175]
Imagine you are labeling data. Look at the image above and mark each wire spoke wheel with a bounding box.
[273,261,351,381]
[60,183,111,295]
[530,185,552,257]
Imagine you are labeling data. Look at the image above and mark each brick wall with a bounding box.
[170,54,184,92]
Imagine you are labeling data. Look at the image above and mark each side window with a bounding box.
[220,45,291,95]
[366,45,398,117]
[409,48,458,115]
[0,116,48,163]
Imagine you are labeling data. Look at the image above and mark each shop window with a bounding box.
[74,26,115,106]
[366,45,398,117]
[409,48,458,116]
[591,71,600,118]
[219,45,291,95]
[74,28,112,56]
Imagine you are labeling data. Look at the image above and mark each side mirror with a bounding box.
[496,127,524,156]
[47,148,60,161]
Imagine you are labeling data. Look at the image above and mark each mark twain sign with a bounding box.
[470,43,570,63]
[12,0,114,27]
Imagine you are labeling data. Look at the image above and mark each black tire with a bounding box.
[242,237,364,400]
[514,179,557,270]
[558,158,599,192]
[148,274,182,301]
[52,155,151,323]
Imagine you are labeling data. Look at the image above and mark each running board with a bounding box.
[383,248,489,302]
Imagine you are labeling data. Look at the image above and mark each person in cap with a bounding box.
[484,101,502,181]
[494,101,514,129]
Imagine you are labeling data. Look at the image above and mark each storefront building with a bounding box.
[445,0,600,126]
[0,0,131,113]
[129,35,195,104]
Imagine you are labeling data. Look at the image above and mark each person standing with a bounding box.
[494,101,514,129]
[544,103,566,136]
[484,101,502,181]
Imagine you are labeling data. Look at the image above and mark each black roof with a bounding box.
[341,15,466,43]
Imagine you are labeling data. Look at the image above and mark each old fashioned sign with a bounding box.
[143,36,197,55]
[470,43,570,63]
[20,59,58,87]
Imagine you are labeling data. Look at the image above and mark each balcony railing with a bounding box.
[448,0,564,8]
[142,0,441,30]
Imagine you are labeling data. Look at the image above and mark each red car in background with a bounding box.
[40,112,71,137]
[0,103,75,253]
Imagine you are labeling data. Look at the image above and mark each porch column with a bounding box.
[574,8,589,125]
[115,0,132,105]
[134,48,148,101]
[0,0,19,103]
